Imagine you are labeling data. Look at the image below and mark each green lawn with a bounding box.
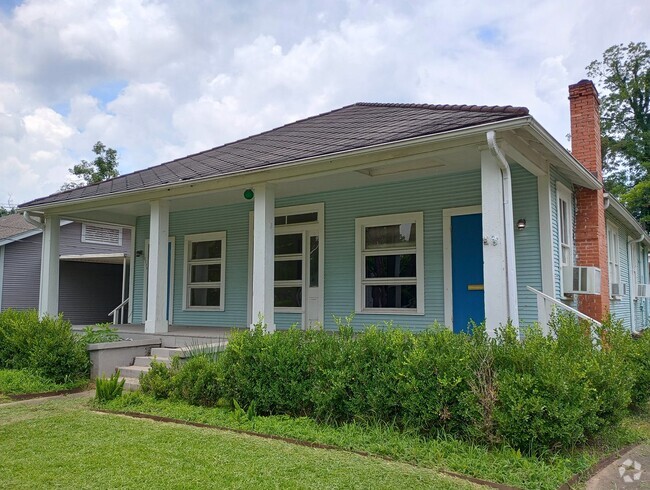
[0,369,87,397]
[101,392,650,490]
[0,396,478,490]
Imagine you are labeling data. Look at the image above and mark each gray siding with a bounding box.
[1,233,42,311]
[0,221,131,324]
[60,222,131,256]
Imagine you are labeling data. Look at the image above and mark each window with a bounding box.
[355,212,424,314]
[556,184,574,297]
[607,223,621,297]
[183,232,225,310]
[274,232,304,310]
[81,223,122,246]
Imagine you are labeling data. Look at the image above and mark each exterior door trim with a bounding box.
[443,205,482,329]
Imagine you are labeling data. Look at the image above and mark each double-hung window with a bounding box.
[557,183,574,297]
[183,232,225,310]
[355,212,424,314]
[607,223,621,297]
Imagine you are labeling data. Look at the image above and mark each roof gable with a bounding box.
[20,102,528,208]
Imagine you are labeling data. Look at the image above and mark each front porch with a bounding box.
[74,324,234,348]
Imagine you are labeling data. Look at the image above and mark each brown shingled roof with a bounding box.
[0,213,36,241]
[20,102,529,208]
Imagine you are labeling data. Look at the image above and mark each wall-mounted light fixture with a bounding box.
[243,189,254,200]
[516,218,527,231]
[135,250,143,257]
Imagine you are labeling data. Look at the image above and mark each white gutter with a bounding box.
[487,130,519,327]
[22,211,44,229]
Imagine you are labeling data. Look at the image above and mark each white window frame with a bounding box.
[607,222,621,299]
[355,212,424,315]
[81,222,123,246]
[182,231,226,311]
[556,183,574,298]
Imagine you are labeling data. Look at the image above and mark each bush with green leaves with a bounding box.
[171,355,223,407]
[78,323,121,344]
[95,370,126,402]
[134,314,649,454]
[139,359,175,399]
[0,309,89,383]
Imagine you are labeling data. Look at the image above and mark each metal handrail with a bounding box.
[526,286,601,334]
[108,297,130,325]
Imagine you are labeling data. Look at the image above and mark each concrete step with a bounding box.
[121,377,140,392]
[117,365,151,379]
[133,356,171,367]
[150,347,186,358]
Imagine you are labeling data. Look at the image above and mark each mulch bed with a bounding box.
[7,386,90,401]
[93,409,520,490]
[558,442,640,489]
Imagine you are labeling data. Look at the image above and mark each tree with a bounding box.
[61,141,119,191]
[587,42,650,230]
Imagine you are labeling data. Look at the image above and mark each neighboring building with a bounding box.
[17,79,650,335]
[0,213,132,324]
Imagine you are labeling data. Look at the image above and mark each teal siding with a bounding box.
[132,215,149,323]
[511,165,541,325]
[131,167,545,331]
[277,170,482,330]
[550,167,578,307]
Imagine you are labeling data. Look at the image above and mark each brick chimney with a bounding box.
[569,79,609,321]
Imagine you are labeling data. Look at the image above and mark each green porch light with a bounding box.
[243,189,254,200]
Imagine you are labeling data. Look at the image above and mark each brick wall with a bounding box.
[569,80,610,321]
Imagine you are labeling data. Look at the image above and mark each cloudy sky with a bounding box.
[0,0,648,206]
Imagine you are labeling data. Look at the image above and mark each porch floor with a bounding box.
[76,323,238,348]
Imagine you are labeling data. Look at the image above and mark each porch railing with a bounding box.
[108,297,130,325]
[527,286,601,336]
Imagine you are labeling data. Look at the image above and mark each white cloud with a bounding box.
[0,0,649,205]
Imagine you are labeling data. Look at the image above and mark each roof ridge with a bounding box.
[354,102,529,115]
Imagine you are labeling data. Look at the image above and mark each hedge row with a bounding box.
[0,309,90,383]
[141,314,650,454]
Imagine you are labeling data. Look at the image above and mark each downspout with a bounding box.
[23,211,44,229]
[487,130,519,327]
[629,234,644,332]
[604,193,611,210]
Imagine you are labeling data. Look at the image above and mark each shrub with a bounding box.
[95,370,126,402]
[171,356,223,407]
[0,310,89,383]
[78,323,121,344]
[629,329,650,408]
[140,360,174,399]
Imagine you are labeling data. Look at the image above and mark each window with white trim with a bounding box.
[607,223,621,296]
[183,232,225,310]
[81,223,123,246]
[355,212,424,314]
[556,184,574,297]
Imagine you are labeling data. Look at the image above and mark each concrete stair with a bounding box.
[117,343,227,391]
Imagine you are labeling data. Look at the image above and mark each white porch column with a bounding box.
[251,183,275,332]
[39,215,60,319]
[481,149,509,335]
[145,200,170,333]
[537,173,555,332]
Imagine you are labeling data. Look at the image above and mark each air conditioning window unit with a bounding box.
[637,284,650,298]
[563,266,601,295]
[610,283,627,297]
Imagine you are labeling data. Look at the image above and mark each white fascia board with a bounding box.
[605,194,650,246]
[526,119,602,190]
[18,117,533,214]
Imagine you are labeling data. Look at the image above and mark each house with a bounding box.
[16,79,650,337]
[0,213,132,325]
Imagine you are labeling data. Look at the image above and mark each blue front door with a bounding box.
[451,213,485,333]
